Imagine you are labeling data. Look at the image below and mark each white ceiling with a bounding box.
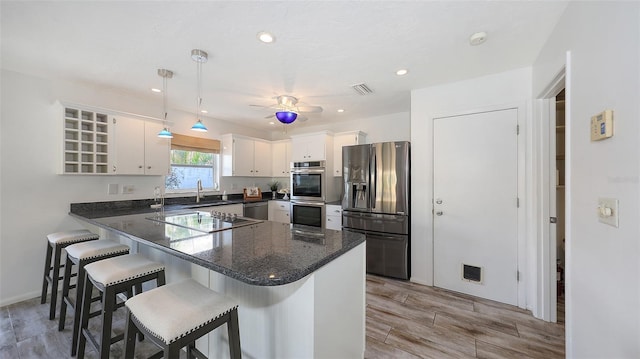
[1,1,568,130]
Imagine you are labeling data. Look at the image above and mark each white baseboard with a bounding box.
[0,290,41,307]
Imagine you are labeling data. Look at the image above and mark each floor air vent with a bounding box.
[463,264,482,283]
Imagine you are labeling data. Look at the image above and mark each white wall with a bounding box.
[410,68,533,300]
[271,111,410,144]
[0,69,273,305]
[532,2,640,357]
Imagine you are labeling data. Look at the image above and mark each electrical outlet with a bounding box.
[122,185,135,194]
[597,197,619,227]
[108,184,119,195]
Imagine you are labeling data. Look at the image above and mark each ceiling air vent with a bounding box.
[351,83,374,95]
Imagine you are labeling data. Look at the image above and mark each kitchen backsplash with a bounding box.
[218,176,289,195]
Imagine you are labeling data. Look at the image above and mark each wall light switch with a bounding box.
[122,185,135,194]
[590,110,614,141]
[108,184,119,195]
[597,197,619,227]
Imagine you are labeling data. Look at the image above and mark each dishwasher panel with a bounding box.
[243,201,268,220]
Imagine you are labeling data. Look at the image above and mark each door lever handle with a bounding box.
[435,211,443,216]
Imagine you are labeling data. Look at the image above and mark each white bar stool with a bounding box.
[40,229,99,320]
[124,279,241,359]
[76,254,166,359]
[58,239,130,356]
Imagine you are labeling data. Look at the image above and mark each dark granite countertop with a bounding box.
[69,203,364,286]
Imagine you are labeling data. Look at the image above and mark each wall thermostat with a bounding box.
[590,110,614,141]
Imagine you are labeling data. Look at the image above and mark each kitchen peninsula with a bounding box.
[70,200,366,359]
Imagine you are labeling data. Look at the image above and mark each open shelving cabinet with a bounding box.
[63,106,109,174]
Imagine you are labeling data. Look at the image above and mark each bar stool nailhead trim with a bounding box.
[58,239,130,356]
[124,279,241,359]
[40,229,99,320]
[77,254,165,359]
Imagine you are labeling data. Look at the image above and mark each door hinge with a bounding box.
[113,117,117,124]
[517,197,520,208]
[516,124,520,135]
[517,271,520,281]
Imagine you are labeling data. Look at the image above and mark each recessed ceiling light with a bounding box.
[257,31,275,44]
[151,88,161,93]
[469,31,488,46]
[337,109,345,113]
[396,69,408,76]
[200,109,208,114]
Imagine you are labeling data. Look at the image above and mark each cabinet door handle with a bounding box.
[147,166,151,169]
[138,165,143,169]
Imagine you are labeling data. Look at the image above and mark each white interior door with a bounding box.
[433,108,519,305]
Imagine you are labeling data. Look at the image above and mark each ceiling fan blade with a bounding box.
[297,105,323,113]
[297,115,308,122]
[264,114,275,119]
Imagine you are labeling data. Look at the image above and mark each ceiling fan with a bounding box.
[250,95,323,124]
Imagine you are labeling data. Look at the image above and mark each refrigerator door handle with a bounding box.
[370,147,377,209]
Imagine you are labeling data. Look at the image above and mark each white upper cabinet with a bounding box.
[112,116,169,175]
[332,131,367,176]
[271,140,292,177]
[143,121,171,175]
[221,134,272,177]
[290,132,333,162]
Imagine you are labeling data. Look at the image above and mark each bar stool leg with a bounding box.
[124,311,138,358]
[228,309,241,359]
[99,286,116,359]
[48,244,63,320]
[76,272,93,359]
[40,242,53,304]
[58,255,74,330]
[69,260,87,356]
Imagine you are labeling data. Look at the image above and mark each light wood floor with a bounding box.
[365,275,565,359]
[1,276,564,358]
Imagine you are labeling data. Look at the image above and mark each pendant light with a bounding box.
[157,69,174,138]
[191,49,208,132]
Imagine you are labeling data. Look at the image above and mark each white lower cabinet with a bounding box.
[268,200,290,223]
[325,204,342,230]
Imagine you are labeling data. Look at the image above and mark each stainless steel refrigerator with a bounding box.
[342,141,410,280]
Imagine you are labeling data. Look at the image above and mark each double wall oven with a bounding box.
[290,161,326,227]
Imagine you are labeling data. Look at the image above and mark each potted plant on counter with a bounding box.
[268,181,280,199]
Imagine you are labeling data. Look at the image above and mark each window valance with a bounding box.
[171,133,220,154]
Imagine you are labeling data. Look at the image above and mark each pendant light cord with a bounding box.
[197,57,202,120]
[163,73,168,123]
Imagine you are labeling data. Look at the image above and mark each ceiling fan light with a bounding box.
[157,128,173,138]
[191,119,208,132]
[275,111,297,124]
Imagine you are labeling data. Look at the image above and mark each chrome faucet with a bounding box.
[196,179,204,203]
